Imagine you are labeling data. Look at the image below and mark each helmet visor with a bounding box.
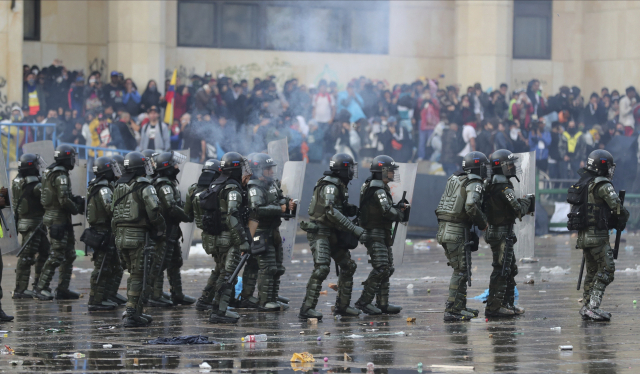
[608,163,616,180]
[171,151,187,166]
[384,166,401,183]
[111,161,123,178]
[143,158,155,176]
[350,162,358,180]
[501,155,521,178]
[241,158,253,178]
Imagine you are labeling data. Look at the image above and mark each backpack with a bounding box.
[566,175,594,231]
[200,174,244,236]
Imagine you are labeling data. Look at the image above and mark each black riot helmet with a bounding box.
[220,152,252,181]
[54,144,79,170]
[462,151,490,178]
[123,151,154,177]
[141,149,159,170]
[370,155,400,183]
[198,159,221,187]
[92,156,121,181]
[18,153,45,176]
[112,154,125,178]
[155,151,186,178]
[586,149,615,179]
[490,149,520,179]
[249,153,276,181]
[203,159,221,174]
[329,153,358,181]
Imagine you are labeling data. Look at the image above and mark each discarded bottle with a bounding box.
[559,345,573,351]
[625,245,634,251]
[242,334,267,343]
[550,327,561,331]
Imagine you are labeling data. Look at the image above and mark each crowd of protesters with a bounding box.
[4,61,640,191]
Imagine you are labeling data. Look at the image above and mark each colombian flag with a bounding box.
[164,69,177,124]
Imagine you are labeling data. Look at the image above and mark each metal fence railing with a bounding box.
[0,123,58,171]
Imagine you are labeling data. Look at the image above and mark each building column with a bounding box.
[455,0,513,91]
[107,1,166,89]
[0,0,24,112]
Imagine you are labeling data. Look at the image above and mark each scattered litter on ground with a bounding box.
[301,249,308,254]
[199,362,212,369]
[328,283,338,291]
[617,265,640,273]
[344,353,352,361]
[539,266,570,274]
[290,352,315,363]
[413,241,430,250]
[1,346,14,355]
[550,327,561,331]
[146,335,216,345]
[346,334,364,339]
[524,279,534,284]
[103,344,112,348]
[97,326,116,330]
[430,364,475,371]
[520,258,539,263]
[57,352,84,358]
[407,284,414,289]
[45,328,65,333]
[559,345,573,351]
[406,317,416,322]
[319,290,328,295]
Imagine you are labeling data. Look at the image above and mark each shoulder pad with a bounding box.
[369,179,385,188]
[136,176,151,184]
[25,176,40,184]
[155,176,171,184]
[247,180,261,187]
[594,176,610,185]
[248,186,263,198]
[467,173,482,181]
[96,179,110,186]
[322,176,341,186]
[491,174,509,184]
[52,165,67,173]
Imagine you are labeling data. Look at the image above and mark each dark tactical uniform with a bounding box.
[239,178,288,310]
[86,176,118,310]
[112,155,165,326]
[152,175,192,303]
[484,172,532,316]
[301,154,364,320]
[356,177,407,314]
[103,155,127,306]
[436,170,487,319]
[12,174,49,297]
[37,161,83,299]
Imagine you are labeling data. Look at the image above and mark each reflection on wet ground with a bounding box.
[0,234,639,372]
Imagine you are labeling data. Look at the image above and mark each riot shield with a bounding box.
[175,149,190,181]
[512,151,536,259]
[388,162,418,265]
[267,138,289,182]
[278,161,306,260]
[23,140,55,166]
[178,162,202,260]
[69,159,88,246]
[0,140,20,254]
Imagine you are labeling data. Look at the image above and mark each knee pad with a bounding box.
[312,264,330,280]
[17,256,36,268]
[263,265,278,277]
[596,270,613,285]
[341,260,357,277]
[275,266,286,278]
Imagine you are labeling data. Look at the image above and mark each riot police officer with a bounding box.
[571,150,628,321]
[85,157,121,311]
[103,153,128,306]
[186,160,222,311]
[34,145,84,301]
[484,149,534,318]
[150,151,195,306]
[355,155,408,315]
[12,154,49,299]
[238,153,294,311]
[112,151,165,327]
[200,152,253,324]
[435,152,489,321]
[299,153,365,320]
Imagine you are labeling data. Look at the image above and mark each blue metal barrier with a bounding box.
[0,123,57,171]
[59,143,132,183]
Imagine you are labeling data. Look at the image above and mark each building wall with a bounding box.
[0,0,23,110]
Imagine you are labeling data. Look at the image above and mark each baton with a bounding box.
[391,191,407,245]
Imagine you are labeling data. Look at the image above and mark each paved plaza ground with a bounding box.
[0,233,637,373]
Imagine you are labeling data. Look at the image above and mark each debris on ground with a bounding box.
[102,344,112,348]
[146,335,216,345]
[430,364,474,371]
[344,353,352,361]
[406,317,416,323]
[540,266,570,274]
[290,352,315,363]
[57,352,84,358]
[559,345,573,351]
[524,279,534,285]
[199,362,212,369]
[328,283,338,291]
[520,258,539,263]
[319,290,328,295]
[1,346,14,355]
[45,328,65,333]
[308,318,318,325]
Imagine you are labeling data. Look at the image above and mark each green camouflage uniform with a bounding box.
[302,175,363,314]
[38,166,83,292]
[86,178,116,306]
[112,176,165,315]
[151,177,190,301]
[577,175,628,311]
[239,178,287,307]
[483,174,533,312]
[435,172,487,314]
[356,179,407,311]
[12,175,49,294]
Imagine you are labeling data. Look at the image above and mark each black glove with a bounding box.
[345,204,358,217]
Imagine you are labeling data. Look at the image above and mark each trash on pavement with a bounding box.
[147,335,217,345]
[290,352,315,363]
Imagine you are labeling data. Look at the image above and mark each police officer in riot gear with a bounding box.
[186,160,222,311]
[571,150,628,321]
[103,154,128,306]
[85,156,121,311]
[12,154,49,299]
[201,152,253,323]
[484,149,534,318]
[112,152,165,327]
[34,144,85,301]
[238,153,294,311]
[299,153,365,320]
[435,151,489,321]
[150,151,196,306]
[355,155,408,315]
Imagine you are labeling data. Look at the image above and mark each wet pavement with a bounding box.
[0,234,639,373]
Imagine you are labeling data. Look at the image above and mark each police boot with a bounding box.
[584,290,611,321]
[485,306,516,318]
[334,279,361,317]
[12,288,35,299]
[13,267,33,299]
[465,307,480,317]
[355,302,382,315]
[55,288,80,300]
[299,306,323,320]
[123,307,151,328]
[172,293,197,306]
[238,296,260,309]
[277,296,290,304]
[32,287,54,301]
[196,298,213,311]
[0,307,13,322]
[257,277,280,312]
[376,281,402,314]
[108,293,128,306]
[504,282,525,315]
[444,302,475,322]
[88,301,116,312]
[274,277,289,304]
[209,285,240,324]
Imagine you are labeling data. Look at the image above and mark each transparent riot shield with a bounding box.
[69,159,88,246]
[175,149,190,181]
[267,138,289,182]
[388,163,418,265]
[278,161,306,260]
[0,140,19,254]
[23,140,55,166]
[512,151,536,259]
[178,162,202,260]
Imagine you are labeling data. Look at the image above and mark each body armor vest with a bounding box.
[587,179,613,230]
[248,179,284,231]
[359,179,393,230]
[201,175,247,236]
[484,174,517,226]
[112,178,151,228]
[154,177,182,225]
[188,183,207,230]
[436,173,477,223]
[12,175,44,221]
[87,179,112,228]
[41,167,70,212]
[308,176,346,222]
